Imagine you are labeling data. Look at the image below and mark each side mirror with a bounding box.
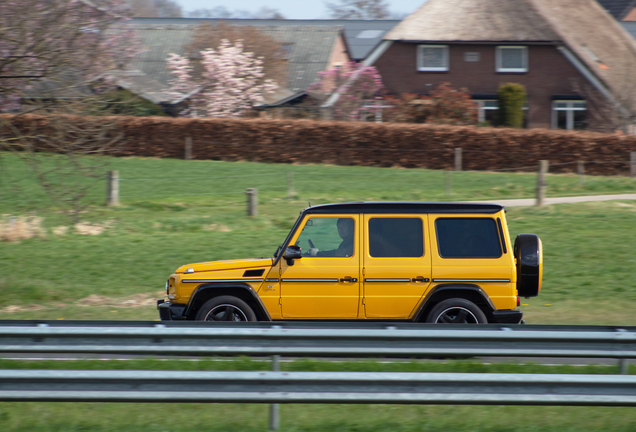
[283,245,302,266]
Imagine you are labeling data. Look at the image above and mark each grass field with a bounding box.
[0,358,635,432]
[1,153,636,322]
[1,153,636,430]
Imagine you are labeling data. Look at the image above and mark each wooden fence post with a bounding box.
[631,152,635,178]
[185,136,193,160]
[246,188,258,217]
[578,161,585,185]
[536,160,548,206]
[454,147,462,171]
[106,171,119,206]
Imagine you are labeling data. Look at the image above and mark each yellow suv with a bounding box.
[157,202,542,324]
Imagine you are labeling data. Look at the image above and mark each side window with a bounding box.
[369,218,423,258]
[295,217,355,257]
[435,218,502,258]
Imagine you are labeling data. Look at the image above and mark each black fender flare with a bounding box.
[185,283,272,321]
[413,284,496,322]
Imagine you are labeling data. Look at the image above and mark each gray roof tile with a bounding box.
[123,21,344,95]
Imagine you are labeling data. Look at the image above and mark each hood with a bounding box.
[175,258,273,274]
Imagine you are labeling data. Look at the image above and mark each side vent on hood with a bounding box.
[243,269,265,277]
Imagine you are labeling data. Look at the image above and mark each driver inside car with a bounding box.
[308,218,354,257]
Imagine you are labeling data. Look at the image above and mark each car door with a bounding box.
[362,214,432,318]
[280,214,361,319]
[428,214,516,310]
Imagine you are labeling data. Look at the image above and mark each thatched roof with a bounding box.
[384,0,559,42]
[384,0,636,101]
[532,0,636,94]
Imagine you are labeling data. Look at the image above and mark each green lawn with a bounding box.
[1,154,636,323]
[1,152,636,431]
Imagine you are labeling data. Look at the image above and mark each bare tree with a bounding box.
[154,0,182,17]
[184,23,288,89]
[0,0,137,222]
[185,6,285,19]
[127,0,182,17]
[325,0,391,19]
[252,7,286,19]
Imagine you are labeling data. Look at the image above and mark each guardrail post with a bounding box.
[631,152,635,178]
[454,147,462,171]
[106,170,119,206]
[536,160,548,206]
[620,359,628,375]
[269,355,281,430]
[578,161,585,185]
[246,188,258,217]
[185,136,193,160]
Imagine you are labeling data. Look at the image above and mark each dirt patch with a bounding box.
[0,304,46,313]
[74,220,116,235]
[0,292,164,314]
[202,223,231,232]
[0,214,46,242]
[76,292,163,308]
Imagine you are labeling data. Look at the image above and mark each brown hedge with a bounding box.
[3,114,636,175]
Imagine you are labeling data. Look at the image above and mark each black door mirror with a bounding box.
[283,245,302,265]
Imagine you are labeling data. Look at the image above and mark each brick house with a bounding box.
[361,0,636,131]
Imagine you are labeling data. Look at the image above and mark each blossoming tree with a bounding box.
[310,61,385,121]
[167,39,278,118]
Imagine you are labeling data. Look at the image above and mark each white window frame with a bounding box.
[417,45,449,72]
[552,100,587,130]
[474,100,499,123]
[496,46,528,73]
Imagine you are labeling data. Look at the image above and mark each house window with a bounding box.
[475,100,499,125]
[496,46,527,72]
[552,101,587,130]
[417,45,448,72]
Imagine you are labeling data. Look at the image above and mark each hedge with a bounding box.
[2,114,636,175]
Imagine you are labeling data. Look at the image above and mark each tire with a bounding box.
[195,295,257,322]
[514,234,543,297]
[425,298,488,324]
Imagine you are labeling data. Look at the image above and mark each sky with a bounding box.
[174,0,427,19]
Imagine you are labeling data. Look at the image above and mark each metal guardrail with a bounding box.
[1,370,636,406]
[0,321,635,360]
[2,321,636,429]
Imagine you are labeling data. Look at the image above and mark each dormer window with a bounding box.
[417,45,448,72]
[496,46,528,72]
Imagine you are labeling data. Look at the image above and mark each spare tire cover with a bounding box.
[514,234,543,297]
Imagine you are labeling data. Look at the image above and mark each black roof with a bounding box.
[304,202,504,214]
[596,0,636,20]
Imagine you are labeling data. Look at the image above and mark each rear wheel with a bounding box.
[426,298,487,324]
[195,295,257,322]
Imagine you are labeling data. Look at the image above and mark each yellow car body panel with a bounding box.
[159,202,541,324]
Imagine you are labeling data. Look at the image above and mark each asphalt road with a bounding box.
[470,193,636,207]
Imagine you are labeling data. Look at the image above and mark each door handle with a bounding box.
[412,277,430,282]
[340,277,358,282]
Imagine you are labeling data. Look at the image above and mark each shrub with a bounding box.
[498,83,526,128]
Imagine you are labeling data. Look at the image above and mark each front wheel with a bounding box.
[425,298,487,324]
[195,296,257,322]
